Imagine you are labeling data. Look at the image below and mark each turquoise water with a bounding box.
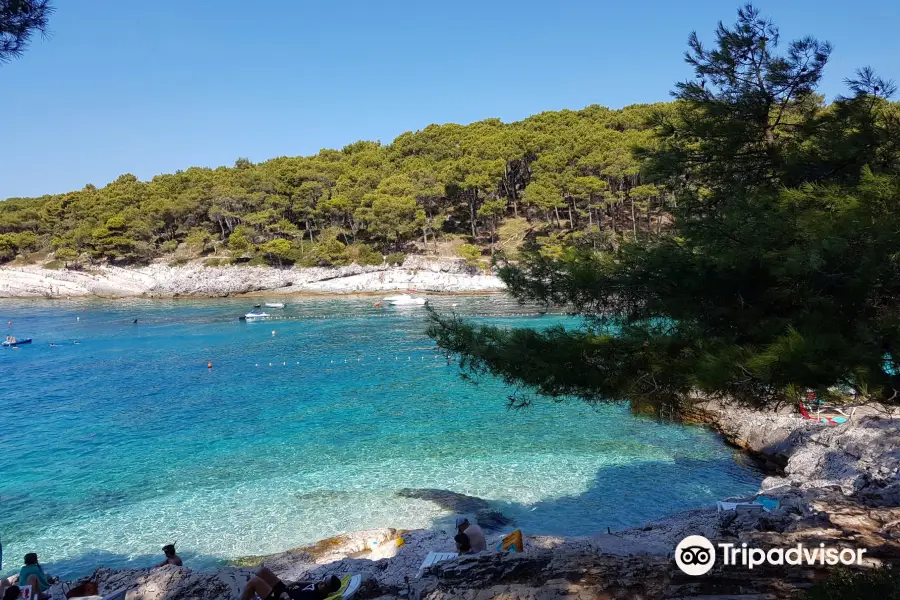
[0,295,760,578]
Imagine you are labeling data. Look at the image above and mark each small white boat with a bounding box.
[388,294,427,306]
[264,302,285,309]
[242,311,271,321]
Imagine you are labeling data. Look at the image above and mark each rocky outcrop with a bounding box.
[0,261,503,298]
[685,400,900,502]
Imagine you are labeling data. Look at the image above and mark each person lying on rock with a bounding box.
[240,567,341,600]
[18,553,58,600]
[454,518,486,553]
[157,544,183,567]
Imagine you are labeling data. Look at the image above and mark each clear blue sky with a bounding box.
[2,0,899,199]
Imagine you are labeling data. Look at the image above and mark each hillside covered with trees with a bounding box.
[429,5,900,409]
[0,102,672,267]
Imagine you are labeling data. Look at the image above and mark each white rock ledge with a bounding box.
[0,259,505,299]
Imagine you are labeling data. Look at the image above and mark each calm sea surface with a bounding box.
[0,295,760,577]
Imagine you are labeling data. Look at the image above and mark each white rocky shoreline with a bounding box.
[0,257,504,299]
[13,401,899,600]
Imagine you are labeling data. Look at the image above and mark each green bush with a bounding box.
[385,252,406,266]
[348,244,383,266]
[54,248,79,262]
[228,226,252,252]
[204,258,233,267]
[161,240,179,253]
[314,236,349,266]
[805,567,900,599]
[456,243,482,265]
[246,255,268,266]
[44,260,64,270]
[171,257,190,266]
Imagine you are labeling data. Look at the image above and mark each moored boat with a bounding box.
[387,294,427,306]
[240,311,271,321]
[265,302,285,309]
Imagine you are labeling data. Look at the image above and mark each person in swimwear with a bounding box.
[240,567,340,600]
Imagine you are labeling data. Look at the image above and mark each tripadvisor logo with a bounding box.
[675,535,867,576]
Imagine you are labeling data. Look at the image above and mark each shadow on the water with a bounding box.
[403,452,764,537]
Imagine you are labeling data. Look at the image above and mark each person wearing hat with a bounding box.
[156,544,183,567]
[454,518,486,554]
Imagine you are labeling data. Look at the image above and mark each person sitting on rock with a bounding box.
[18,554,58,600]
[455,518,486,553]
[454,533,474,555]
[240,567,341,600]
[156,544,183,567]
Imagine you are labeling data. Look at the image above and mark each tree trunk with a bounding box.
[469,190,477,239]
[630,195,637,242]
[567,200,574,228]
[553,205,561,228]
[512,200,518,218]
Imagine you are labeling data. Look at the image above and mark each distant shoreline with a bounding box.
[0,258,506,299]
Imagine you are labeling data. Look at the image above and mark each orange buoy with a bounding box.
[207,362,213,369]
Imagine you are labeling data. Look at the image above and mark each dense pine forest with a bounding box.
[0,103,672,267]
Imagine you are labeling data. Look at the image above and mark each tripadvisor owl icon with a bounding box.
[675,535,716,576]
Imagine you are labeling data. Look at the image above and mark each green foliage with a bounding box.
[456,243,482,265]
[428,5,900,410]
[347,244,383,266]
[258,237,293,265]
[0,0,53,64]
[227,226,252,253]
[161,240,179,253]
[53,247,78,262]
[385,252,406,266]
[185,228,212,253]
[203,257,234,267]
[314,235,349,266]
[0,92,664,265]
[43,260,64,270]
[804,567,900,600]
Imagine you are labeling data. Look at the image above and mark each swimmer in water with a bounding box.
[73,340,79,345]
[133,319,138,324]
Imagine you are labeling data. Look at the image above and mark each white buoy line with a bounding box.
[252,354,450,367]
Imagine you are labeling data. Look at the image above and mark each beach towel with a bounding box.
[497,529,524,553]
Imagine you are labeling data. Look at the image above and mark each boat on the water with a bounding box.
[265,302,285,309]
[387,294,427,306]
[240,311,271,321]
[2,338,32,347]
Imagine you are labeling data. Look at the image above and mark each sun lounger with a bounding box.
[415,551,458,579]
[341,575,361,600]
[321,575,361,600]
